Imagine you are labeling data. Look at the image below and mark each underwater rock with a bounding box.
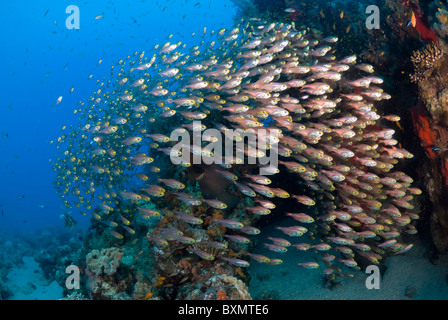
[410,43,448,254]
[183,275,252,300]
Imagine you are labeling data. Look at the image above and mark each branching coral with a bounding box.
[410,41,444,83]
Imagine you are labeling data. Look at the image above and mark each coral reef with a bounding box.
[180,275,252,300]
[410,41,448,254]
[410,41,444,86]
[86,247,124,276]
[84,247,132,299]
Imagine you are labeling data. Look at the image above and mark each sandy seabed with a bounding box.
[249,234,448,300]
[5,256,63,300]
[4,236,448,300]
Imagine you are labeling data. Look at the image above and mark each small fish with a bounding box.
[275,226,307,237]
[38,204,47,209]
[108,230,124,239]
[95,14,104,20]
[311,243,332,251]
[148,237,168,246]
[158,178,185,190]
[327,236,355,245]
[136,174,149,181]
[319,9,325,19]
[202,199,228,209]
[284,8,296,13]
[322,36,338,43]
[221,257,250,267]
[119,191,141,201]
[17,195,25,199]
[213,218,244,229]
[293,243,312,251]
[291,195,315,206]
[256,199,276,209]
[246,253,270,263]
[286,212,314,223]
[121,136,142,146]
[223,234,251,244]
[203,241,228,250]
[120,214,130,225]
[173,235,195,244]
[245,206,271,215]
[102,220,118,228]
[143,292,153,300]
[267,237,291,247]
[411,12,417,28]
[297,262,319,269]
[339,259,358,268]
[265,259,283,265]
[174,211,203,225]
[192,249,215,261]
[122,225,136,235]
[356,63,375,73]
[240,226,261,235]
[137,207,160,218]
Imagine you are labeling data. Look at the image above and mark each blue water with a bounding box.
[0,0,237,237]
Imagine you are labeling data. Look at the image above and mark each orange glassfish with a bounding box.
[411,12,417,28]
[143,292,153,300]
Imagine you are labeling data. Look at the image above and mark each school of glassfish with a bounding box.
[52,18,421,280]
